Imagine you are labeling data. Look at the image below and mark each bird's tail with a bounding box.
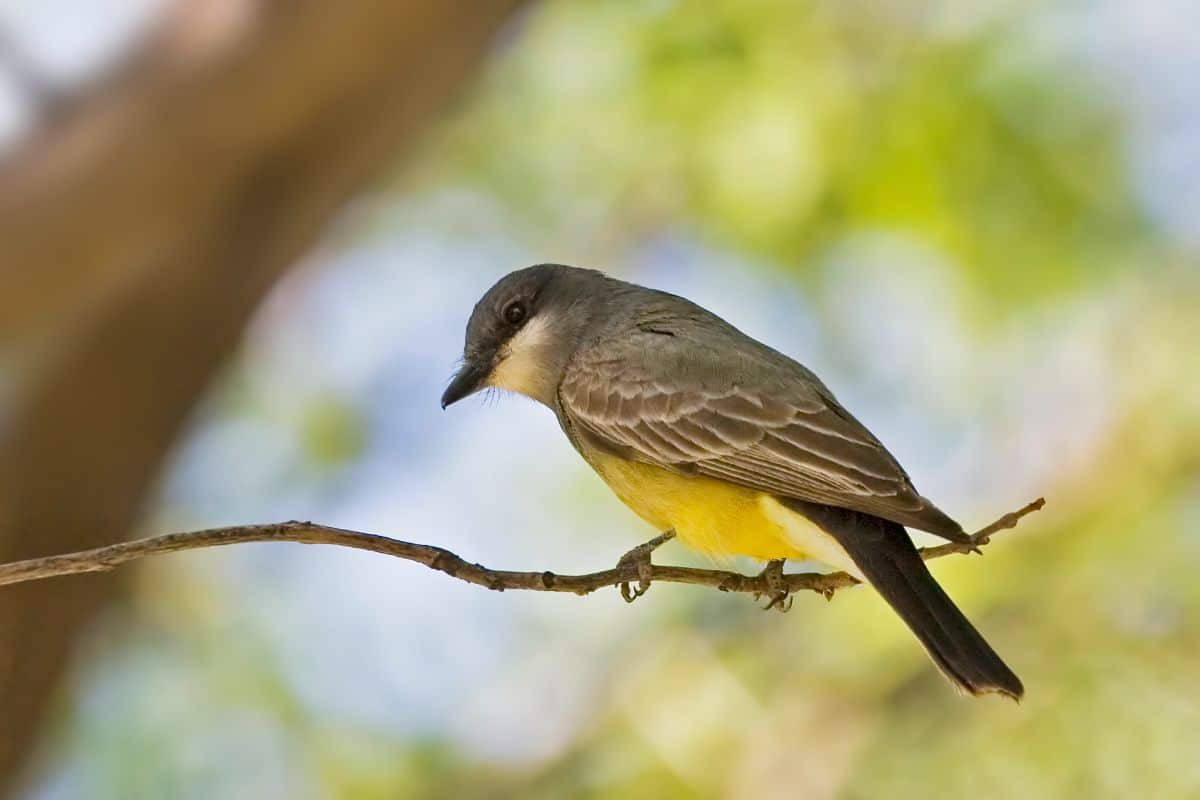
[783,499,1024,700]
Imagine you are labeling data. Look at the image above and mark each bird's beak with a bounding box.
[441,357,491,409]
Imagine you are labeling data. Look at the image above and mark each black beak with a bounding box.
[441,358,491,409]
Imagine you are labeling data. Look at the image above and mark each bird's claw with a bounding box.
[762,593,794,613]
[616,530,675,603]
[616,550,653,603]
[755,559,793,612]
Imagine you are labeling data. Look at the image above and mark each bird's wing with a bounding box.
[558,325,966,541]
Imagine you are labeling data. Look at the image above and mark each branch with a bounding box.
[0,499,1044,598]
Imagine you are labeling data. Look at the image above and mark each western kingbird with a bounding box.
[442,264,1022,699]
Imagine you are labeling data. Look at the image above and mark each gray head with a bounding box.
[441,264,613,408]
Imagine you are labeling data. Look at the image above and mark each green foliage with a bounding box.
[299,394,366,469]
[436,0,1153,309]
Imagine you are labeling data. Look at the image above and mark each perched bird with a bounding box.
[442,264,1022,699]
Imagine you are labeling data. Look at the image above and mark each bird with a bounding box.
[441,264,1023,699]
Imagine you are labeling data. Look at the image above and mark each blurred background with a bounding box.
[0,1,1197,798]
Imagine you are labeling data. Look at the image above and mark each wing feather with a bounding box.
[559,329,967,540]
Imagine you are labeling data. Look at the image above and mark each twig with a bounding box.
[0,498,1044,598]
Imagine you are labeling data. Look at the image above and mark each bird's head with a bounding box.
[441,264,608,409]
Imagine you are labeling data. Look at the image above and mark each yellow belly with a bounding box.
[589,452,807,562]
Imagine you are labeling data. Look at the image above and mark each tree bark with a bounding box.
[0,0,529,792]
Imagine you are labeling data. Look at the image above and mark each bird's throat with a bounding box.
[488,316,558,405]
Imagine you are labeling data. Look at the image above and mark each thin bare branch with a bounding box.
[0,499,1045,598]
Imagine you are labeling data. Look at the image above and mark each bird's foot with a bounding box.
[755,559,793,612]
[615,530,675,603]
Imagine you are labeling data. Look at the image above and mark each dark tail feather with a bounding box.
[783,499,1024,700]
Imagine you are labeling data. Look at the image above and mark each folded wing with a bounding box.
[558,326,967,541]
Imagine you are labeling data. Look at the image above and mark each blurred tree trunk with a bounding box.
[0,0,528,792]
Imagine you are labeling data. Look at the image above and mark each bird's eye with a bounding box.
[503,300,527,325]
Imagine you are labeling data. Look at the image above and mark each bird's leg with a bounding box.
[615,530,675,603]
[756,559,793,612]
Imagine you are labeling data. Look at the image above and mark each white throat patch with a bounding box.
[488,315,556,403]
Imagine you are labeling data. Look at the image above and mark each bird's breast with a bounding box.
[587,452,810,562]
